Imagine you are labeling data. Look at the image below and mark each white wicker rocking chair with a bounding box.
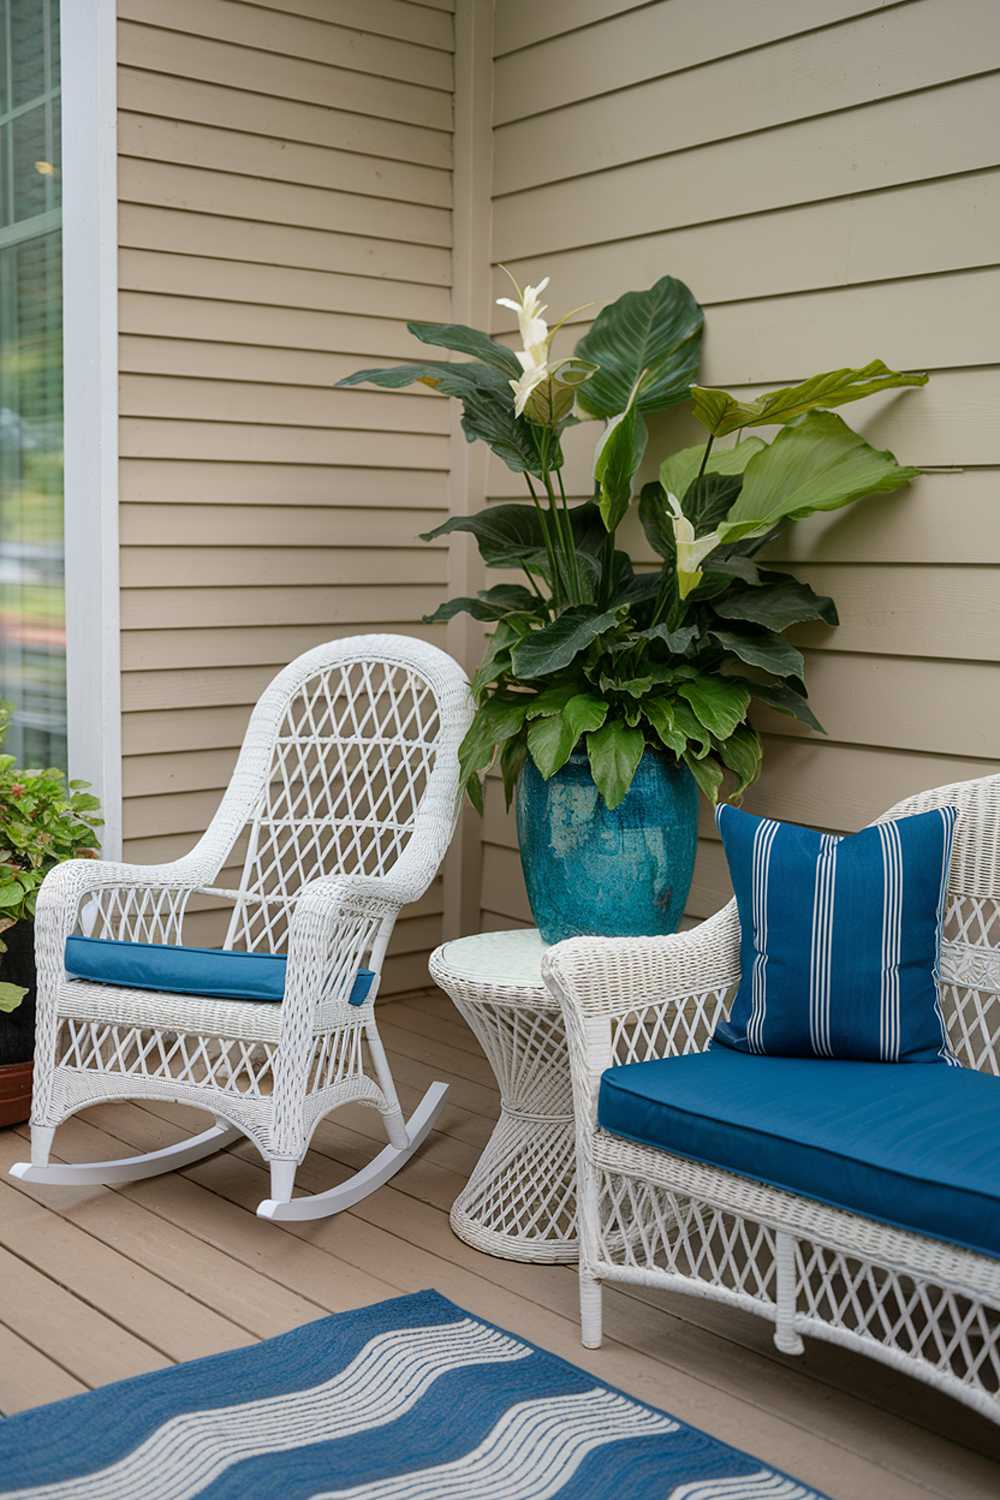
[543,772,1000,1421]
[11,635,472,1221]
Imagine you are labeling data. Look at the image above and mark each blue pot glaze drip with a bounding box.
[516,750,699,945]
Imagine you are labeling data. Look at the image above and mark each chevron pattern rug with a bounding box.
[0,1291,826,1499]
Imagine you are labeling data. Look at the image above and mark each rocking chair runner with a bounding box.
[11,635,472,1220]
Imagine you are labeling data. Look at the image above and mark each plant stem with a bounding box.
[525,474,563,607]
[551,463,584,603]
[648,569,671,630]
[598,531,615,609]
[696,433,715,479]
[522,566,548,608]
[548,462,578,603]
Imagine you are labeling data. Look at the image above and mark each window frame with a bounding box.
[61,0,121,857]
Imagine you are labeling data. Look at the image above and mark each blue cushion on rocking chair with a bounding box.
[63,936,376,1006]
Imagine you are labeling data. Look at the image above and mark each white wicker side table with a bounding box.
[429,929,577,1263]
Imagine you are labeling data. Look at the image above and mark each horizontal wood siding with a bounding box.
[480,0,1000,931]
[117,0,454,989]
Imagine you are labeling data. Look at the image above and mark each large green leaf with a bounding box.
[691,360,929,437]
[406,321,522,379]
[671,699,711,756]
[424,584,541,625]
[500,733,528,810]
[643,622,700,655]
[712,575,837,630]
[719,411,919,543]
[643,697,687,757]
[702,554,761,586]
[471,618,529,697]
[710,628,805,681]
[336,359,493,394]
[524,360,598,428]
[659,436,765,506]
[574,275,704,419]
[458,384,544,475]
[742,679,824,733]
[525,683,582,719]
[527,692,609,779]
[677,675,751,740]
[479,583,545,615]
[511,606,621,680]
[585,719,646,810]
[681,472,742,532]
[339,356,542,475]
[638,481,675,560]
[684,750,724,803]
[422,505,542,565]
[458,696,530,810]
[594,403,647,532]
[718,725,763,797]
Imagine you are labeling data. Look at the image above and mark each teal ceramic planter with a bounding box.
[515,749,699,944]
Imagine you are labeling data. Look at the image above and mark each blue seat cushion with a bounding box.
[714,801,958,1063]
[598,1049,1000,1260]
[64,936,375,1007]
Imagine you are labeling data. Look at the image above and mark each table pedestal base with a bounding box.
[430,930,580,1265]
[449,1104,577,1263]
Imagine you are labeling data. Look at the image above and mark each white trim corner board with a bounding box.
[61,0,122,858]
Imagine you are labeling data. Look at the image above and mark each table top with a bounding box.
[430,928,550,997]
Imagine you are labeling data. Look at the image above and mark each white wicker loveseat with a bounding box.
[543,772,1000,1421]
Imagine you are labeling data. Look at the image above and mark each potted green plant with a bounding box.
[339,273,926,942]
[0,706,102,1125]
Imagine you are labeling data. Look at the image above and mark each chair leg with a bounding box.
[269,1159,298,1205]
[257,1080,448,1222]
[773,1229,805,1356]
[580,1267,603,1349]
[30,1124,56,1169]
[382,1106,409,1151]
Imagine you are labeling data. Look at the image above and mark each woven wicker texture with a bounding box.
[430,930,578,1263]
[24,636,472,1205]
[543,772,1000,1421]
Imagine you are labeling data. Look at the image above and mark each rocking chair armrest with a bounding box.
[279,874,409,1028]
[34,853,216,944]
[31,853,219,1023]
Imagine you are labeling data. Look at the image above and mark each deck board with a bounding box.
[0,991,998,1498]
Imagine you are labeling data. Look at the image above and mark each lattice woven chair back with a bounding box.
[223,652,445,955]
[883,773,1000,1075]
[14,635,473,1223]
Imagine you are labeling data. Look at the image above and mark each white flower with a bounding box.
[509,347,555,417]
[665,491,722,599]
[496,269,557,416]
[496,275,550,354]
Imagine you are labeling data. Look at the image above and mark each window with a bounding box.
[0,0,63,768]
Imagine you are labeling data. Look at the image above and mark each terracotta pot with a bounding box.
[0,1059,32,1127]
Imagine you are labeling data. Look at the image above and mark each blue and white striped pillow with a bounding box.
[714,803,958,1064]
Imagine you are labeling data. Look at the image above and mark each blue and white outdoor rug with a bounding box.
[0,1291,827,1499]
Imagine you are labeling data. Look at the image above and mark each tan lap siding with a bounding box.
[117,0,454,991]
[480,0,1000,930]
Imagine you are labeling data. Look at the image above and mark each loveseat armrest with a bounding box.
[541,900,741,1128]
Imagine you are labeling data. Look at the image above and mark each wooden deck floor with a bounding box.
[1,988,999,1499]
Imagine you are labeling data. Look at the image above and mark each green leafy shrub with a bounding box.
[0,704,102,1012]
[339,273,927,812]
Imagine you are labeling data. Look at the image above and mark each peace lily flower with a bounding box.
[497,270,554,416]
[665,490,723,599]
[497,272,550,353]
